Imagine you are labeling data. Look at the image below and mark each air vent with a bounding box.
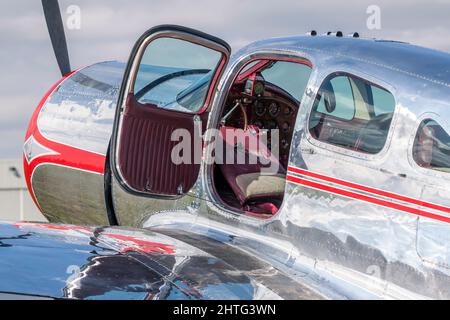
[325,31,343,37]
[311,31,361,38]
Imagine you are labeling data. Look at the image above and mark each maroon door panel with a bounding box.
[118,94,201,195]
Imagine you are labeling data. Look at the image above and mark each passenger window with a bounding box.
[372,86,396,116]
[315,76,355,120]
[413,119,450,173]
[309,74,395,154]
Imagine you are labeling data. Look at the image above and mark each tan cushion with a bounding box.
[235,173,286,199]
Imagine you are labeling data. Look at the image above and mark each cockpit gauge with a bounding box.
[253,81,265,96]
[245,73,265,97]
[268,102,280,117]
[255,102,266,117]
[283,106,292,116]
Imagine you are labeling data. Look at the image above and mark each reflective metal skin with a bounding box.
[24,61,125,223]
[0,221,318,299]
[20,27,450,299]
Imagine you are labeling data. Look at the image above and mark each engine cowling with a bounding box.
[23,61,125,225]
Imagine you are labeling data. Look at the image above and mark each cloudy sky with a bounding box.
[0,0,449,158]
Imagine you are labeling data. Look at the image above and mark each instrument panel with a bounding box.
[222,83,300,168]
[249,97,298,166]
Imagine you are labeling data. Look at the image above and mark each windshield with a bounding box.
[261,61,311,101]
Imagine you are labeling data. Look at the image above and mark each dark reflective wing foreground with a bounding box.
[0,222,289,300]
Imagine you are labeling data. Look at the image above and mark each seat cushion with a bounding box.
[235,173,286,202]
[217,125,286,205]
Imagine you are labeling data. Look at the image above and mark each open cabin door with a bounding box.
[111,25,230,197]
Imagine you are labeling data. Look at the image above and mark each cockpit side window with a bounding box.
[308,73,396,154]
[413,119,450,173]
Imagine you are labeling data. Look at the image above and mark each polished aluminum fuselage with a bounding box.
[26,35,450,299]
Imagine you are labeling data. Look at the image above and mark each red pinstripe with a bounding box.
[288,166,450,215]
[287,173,450,224]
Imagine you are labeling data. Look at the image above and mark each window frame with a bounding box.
[408,113,450,178]
[305,71,398,160]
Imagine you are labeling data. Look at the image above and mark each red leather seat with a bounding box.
[217,126,286,208]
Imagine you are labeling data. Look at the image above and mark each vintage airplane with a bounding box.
[1,0,450,299]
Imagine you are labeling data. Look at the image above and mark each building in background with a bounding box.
[0,159,46,221]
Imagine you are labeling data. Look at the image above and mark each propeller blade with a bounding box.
[41,0,71,76]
